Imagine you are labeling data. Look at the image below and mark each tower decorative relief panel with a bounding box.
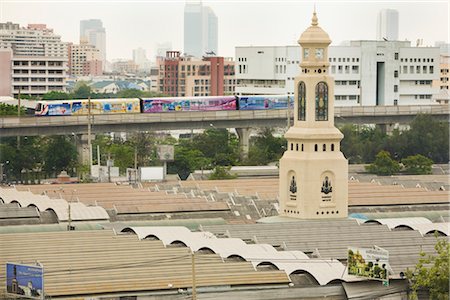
[278,10,348,219]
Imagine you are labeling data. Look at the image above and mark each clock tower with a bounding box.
[279,11,348,219]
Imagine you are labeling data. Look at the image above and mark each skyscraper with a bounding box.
[376,9,399,41]
[184,1,218,58]
[133,47,148,65]
[80,19,106,69]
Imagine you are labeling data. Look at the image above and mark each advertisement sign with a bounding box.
[6,263,44,299]
[348,246,389,282]
[157,145,175,162]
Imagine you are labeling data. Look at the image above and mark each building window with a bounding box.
[314,144,318,152]
[394,70,398,78]
[394,52,399,60]
[298,81,306,121]
[296,144,299,151]
[394,85,398,92]
[291,143,293,151]
[301,144,304,151]
[331,144,335,151]
[430,66,434,74]
[323,144,326,151]
[394,99,398,105]
[315,82,328,121]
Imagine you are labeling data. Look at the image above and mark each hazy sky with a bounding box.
[1,0,448,60]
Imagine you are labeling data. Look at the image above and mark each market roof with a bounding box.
[121,226,357,285]
[0,187,109,222]
[0,229,289,297]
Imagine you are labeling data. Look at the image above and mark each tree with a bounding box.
[406,237,449,300]
[245,128,286,165]
[209,166,237,180]
[402,154,433,175]
[42,91,70,100]
[0,103,26,116]
[192,128,239,166]
[116,89,144,98]
[168,140,210,180]
[403,114,449,163]
[366,150,401,175]
[43,136,78,176]
[73,81,92,99]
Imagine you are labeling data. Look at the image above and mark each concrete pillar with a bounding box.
[235,128,252,160]
[76,134,92,166]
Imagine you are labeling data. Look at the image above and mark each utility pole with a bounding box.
[87,97,92,175]
[17,90,21,149]
[191,252,197,300]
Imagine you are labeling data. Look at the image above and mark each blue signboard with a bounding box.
[6,263,44,299]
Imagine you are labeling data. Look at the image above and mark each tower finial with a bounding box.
[312,7,318,26]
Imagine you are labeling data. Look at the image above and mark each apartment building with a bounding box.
[0,22,68,97]
[68,41,102,76]
[157,51,235,97]
[235,41,440,106]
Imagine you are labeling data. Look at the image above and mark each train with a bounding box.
[34,95,293,116]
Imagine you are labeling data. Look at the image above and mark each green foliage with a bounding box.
[168,141,210,180]
[366,150,401,175]
[43,136,78,176]
[245,128,286,165]
[115,89,144,98]
[208,166,237,180]
[73,81,92,99]
[402,114,449,163]
[402,154,433,175]
[406,237,449,300]
[339,115,448,164]
[42,91,71,100]
[0,103,26,116]
[192,128,239,166]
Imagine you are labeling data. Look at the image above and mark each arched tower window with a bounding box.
[315,82,328,121]
[298,81,306,121]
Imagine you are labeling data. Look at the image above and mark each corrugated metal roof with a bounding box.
[0,230,290,297]
[201,219,444,278]
[0,187,109,222]
[364,217,432,228]
[121,226,354,285]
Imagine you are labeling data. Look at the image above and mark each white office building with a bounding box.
[184,1,218,58]
[377,9,399,41]
[235,41,440,106]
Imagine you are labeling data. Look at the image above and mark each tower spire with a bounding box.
[312,8,318,26]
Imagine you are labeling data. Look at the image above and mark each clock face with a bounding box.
[303,48,309,59]
[315,48,324,59]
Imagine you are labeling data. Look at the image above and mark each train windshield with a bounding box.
[35,103,42,112]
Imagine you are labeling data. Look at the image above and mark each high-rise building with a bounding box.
[0,22,68,97]
[80,19,106,69]
[376,9,399,41]
[133,47,148,65]
[68,41,102,77]
[184,1,218,58]
[157,51,235,97]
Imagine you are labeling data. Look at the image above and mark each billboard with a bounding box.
[157,145,175,162]
[6,263,44,299]
[348,247,389,282]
